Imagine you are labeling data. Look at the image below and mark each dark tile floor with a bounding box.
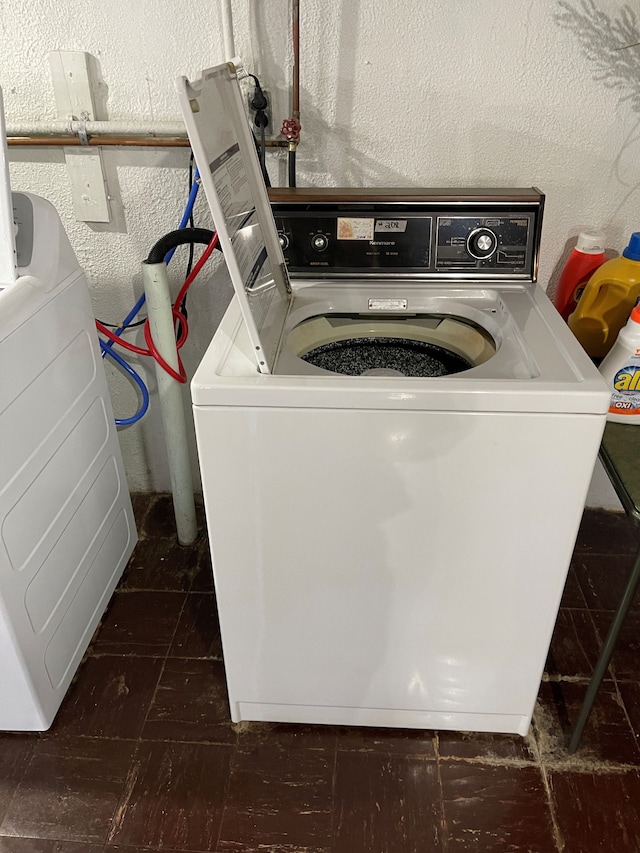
[2,497,640,852]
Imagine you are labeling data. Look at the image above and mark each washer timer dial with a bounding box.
[466,227,498,260]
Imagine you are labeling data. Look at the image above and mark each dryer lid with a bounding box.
[176,63,290,374]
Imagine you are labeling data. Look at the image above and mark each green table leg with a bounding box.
[568,543,640,753]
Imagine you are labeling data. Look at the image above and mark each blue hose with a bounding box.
[100,293,147,356]
[98,166,201,426]
[102,168,200,354]
[165,170,200,263]
[100,340,150,426]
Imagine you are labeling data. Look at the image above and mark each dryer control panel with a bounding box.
[270,188,544,281]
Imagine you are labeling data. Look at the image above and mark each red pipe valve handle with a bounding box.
[281,117,301,143]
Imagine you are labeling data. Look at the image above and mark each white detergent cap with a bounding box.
[576,231,605,253]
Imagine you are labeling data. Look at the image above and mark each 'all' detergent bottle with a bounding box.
[599,301,640,422]
[568,232,640,358]
[553,231,606,321]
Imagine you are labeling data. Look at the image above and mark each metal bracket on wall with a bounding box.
[49,50,111,223]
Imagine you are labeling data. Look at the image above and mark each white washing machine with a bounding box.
[178,65,609,735]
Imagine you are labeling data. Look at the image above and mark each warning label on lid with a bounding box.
[209,143,254,237]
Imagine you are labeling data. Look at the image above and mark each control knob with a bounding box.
[466,227,498,260]
[278,231,289,250]
[311,233,329,252]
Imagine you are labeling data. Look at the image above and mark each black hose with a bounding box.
[145,227,215,265]
[248,73,271,187]
[253,132,270,186]
[260,124,268,183]
[288,149,296,188]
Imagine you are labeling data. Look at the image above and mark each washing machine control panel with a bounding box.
[271,191,543,280]
[436,217,531,269]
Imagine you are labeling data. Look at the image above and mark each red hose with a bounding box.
[143,311,188,383]
[173,233,219,310]
[95,233,219,383]
[95,320,149,355]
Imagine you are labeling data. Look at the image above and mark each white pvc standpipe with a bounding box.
[142,262,198,546]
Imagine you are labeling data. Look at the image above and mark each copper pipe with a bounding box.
[7,135,189,147]
[292,0,300,121]
[6,135,289,148]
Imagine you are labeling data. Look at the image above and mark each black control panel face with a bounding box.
[272,205,539,279]
[436,217,530,269]
[276,214,432,270]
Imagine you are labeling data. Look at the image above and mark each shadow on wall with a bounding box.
[296,95,422,188]
[312,0,420,187]
[555,1,640,114]
[249,0,418,188]
[555,1,640,222]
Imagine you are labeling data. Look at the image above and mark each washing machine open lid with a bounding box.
[176,63,291,374]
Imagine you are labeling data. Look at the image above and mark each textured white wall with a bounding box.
[1,0,637,507]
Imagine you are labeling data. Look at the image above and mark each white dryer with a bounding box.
[0,192,136,730]
[178,65,609,735]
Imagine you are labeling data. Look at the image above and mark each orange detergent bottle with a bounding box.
[568,232,640,359]
[553,231,606,320]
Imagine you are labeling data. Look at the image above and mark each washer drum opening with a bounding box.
[286,314,497,377]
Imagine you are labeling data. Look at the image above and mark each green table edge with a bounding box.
[599,422,640,525]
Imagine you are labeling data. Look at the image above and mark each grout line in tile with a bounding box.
[432,732,448,852]
[539,757,565,852]
[131,736,237,748]
[526,708,565,852]
[542,674,596,684]
[326,740,339,853]
[110,587,190,594]
[542,758,640,774]
[436,749,640,774]
[437,753,540,769]
[532,697,640,774]
[574,549,636,557]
